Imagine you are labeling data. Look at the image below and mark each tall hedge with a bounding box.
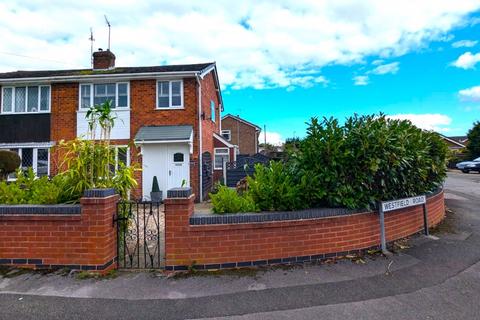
[291,114,448,209]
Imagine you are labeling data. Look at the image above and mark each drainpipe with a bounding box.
[196,75,203,201]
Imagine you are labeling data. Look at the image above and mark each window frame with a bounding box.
[210,100,216,122]
[214,147,230,170]
[156,80,184,110]
[112,145,130,172]
[1,85,51,114]
[221,130,231,141]
[3,147,50,180]
[78,82,130,110]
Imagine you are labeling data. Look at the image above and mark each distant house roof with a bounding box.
[134,125,193,143]
[448,136,469,143]
[0,63,215,81]
[222,114,261,131]
[440,134,466,148]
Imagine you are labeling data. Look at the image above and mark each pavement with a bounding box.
[1,171,480,319]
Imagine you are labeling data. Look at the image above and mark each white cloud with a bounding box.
[459,85,480,101]
[353,75,369,86]
[0,1,479,89]
[370,62,400,75]
[263,131,284,146]
[451,52,480,69]
[452,39,478,48]
[387,113,452,132]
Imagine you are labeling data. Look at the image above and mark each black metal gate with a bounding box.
[116,201,164,269]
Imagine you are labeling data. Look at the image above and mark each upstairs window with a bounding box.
[157,80,183,109]
[221,130,231,141]
[1,86,50,114]
[80,83,129,109]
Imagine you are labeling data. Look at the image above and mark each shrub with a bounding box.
[56,139,139,202]
[292,114,448,209]
[467,121,480,159]
[210,186,257,214]
[0,150,21,181]
[247,161,305,211]
[0,168,63,204]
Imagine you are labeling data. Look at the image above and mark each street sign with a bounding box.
[378,194,429,255]
[381,195,426,212]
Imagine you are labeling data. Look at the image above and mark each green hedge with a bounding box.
[293,115,448,209]
[211,114,448,213]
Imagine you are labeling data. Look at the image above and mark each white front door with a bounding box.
[167,145,190,190]
[141,143,190,201]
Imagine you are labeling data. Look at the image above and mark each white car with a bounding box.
[456,157,480,173]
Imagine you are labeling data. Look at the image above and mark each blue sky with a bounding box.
[1,1,480,144]
[224,16,480,143]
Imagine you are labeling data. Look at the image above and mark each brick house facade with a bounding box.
[221,114,261,155]
[0,49,234,201]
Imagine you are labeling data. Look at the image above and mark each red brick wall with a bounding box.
[0,194,118,272]
[50,83,78,174]
[164,191,445,268]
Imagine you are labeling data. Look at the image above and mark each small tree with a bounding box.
[467,121,480,159]
[0,150,21,181]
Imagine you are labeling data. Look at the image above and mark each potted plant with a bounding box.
[150,176,162,202]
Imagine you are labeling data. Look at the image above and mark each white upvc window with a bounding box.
[112,146,130,172]
[4,147,50,180]
[156,80,184,109]
[1,85,51,114]
[221,130,231,141]
[79,82,129,109]
[214,148,230,170]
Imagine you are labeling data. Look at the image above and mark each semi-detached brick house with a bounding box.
[0,49,236,201]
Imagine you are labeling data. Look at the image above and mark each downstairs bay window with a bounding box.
[4,147,50,179]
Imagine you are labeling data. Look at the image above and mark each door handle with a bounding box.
[169,170,172,176]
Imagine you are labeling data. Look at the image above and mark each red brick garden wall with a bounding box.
[0,192,118,272]
[164,191,445,270]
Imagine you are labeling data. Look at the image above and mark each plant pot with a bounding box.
[150,191,163,203]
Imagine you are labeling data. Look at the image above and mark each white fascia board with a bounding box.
[0,71,200,85]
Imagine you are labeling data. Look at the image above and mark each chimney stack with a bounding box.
[92,48,115,70]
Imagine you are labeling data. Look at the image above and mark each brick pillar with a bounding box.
[164,187,195,270]
[80,189,119,273]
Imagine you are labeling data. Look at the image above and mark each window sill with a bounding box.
[77,108,130,112]
[0,111,50,115]
[156,107,185,110]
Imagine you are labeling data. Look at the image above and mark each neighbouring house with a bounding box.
[440,134,467,151]
[221,114,261,155]
[0,48,237,201]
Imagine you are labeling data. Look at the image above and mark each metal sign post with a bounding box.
[378,203,389,255]
[378,195,427,255]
